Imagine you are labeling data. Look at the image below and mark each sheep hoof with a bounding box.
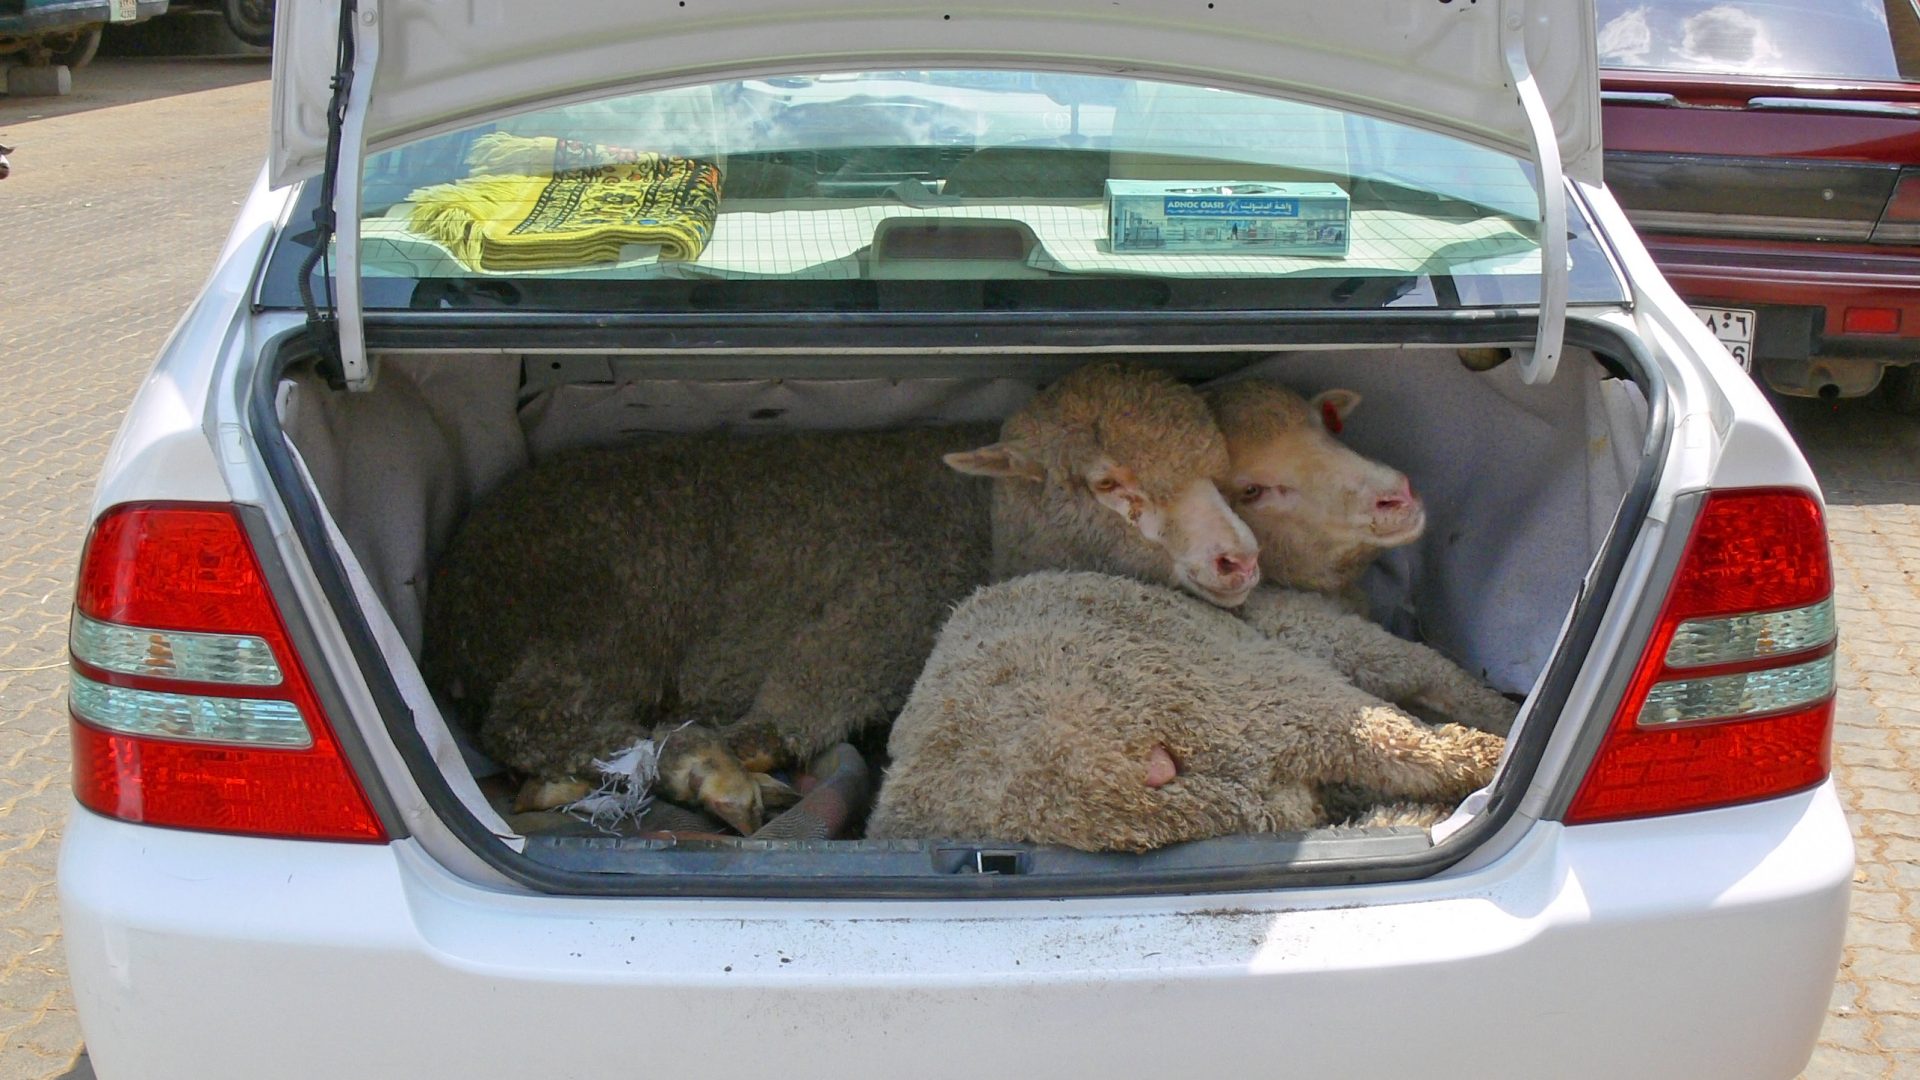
[1145,744,1179,788]
[725,720,792,774]
[513,776,593,812]
[657,725,793,836]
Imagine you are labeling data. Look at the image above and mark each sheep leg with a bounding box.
[513,777,595,813]
[1342,635,1519,737]
[1336,709,1503,803]
[1275,674,1506,805]
[735,586,945,762]
[477,641,667,811]
[1240,589,1519,735]
[1335,801,1457,830]
[1317,782,1458,832]
[653,723,800,835]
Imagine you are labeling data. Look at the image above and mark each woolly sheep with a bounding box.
[424,425,993,831]
[868,378,1520,845]
[424,362,1259,831]
[865,572,1509,852]
[1205,379,1425,603]
[1203,379,1512,731]
[948,362,1260,607]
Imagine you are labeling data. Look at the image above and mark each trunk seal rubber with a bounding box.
[1536,490,1705,819]
[249,310,1670,898]
[358,305,1611,352]
[235,503,411,839]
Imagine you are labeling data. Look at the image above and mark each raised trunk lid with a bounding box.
[275,0,1599,387]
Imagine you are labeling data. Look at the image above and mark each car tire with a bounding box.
[1881,363,1920,416]
[221,0,275,48]
[46,24,103,69]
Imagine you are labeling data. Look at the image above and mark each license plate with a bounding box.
[1692,306,1757,372]
[109,0,138,21]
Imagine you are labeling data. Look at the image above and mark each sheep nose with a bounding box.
[1214,552,1257,584]
[1375,479,1415,513]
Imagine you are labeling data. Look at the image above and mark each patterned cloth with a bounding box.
[406,133,721,271]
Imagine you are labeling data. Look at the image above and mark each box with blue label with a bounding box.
[1106,180,1350,255]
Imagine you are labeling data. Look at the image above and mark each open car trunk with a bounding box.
[261,329,1658,895]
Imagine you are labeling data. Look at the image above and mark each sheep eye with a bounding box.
[1239,484,1264,503]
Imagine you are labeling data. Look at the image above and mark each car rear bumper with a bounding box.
[1643,235,1920,360]
[1639,235,1920,395]
[62,783,1852,1080]
[0,0,165,35]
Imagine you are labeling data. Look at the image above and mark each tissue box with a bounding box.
[1106,180,1350,255]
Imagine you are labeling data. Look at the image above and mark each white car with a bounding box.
[59,2,1850,1077]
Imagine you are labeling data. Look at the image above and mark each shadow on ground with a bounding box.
[0,55,266,124]
[1773,394,1920,508]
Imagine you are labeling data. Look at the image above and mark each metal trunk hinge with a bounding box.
[1502,0,1567,385]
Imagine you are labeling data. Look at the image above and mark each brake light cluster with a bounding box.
[1872,167,1920,246]
[1566,488,1835,824]
[68,503,386,842]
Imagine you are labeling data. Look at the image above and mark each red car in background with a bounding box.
[1600,0,1920,412]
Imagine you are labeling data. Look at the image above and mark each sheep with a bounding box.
[865,378,1522,845]
[1205,379,1424,603]
[948,361,1260,607]
[864,571,1508,853]
[1212,379,1518,826]
[423,362,1260,832]
[425,425,993,831]
[1205,380,1517,737]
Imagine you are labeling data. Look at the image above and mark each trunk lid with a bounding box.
[269,0,1603,189]
[272,0,1601,388]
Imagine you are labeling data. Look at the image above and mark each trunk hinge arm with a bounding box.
[298,0,380,392]
[1503,2,1567,385]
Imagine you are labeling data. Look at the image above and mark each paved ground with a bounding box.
[2,54,1920,1080]
[0,56,272,1080]
[1789,399,1920,1079]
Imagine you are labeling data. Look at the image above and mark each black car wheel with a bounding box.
[221,0,275,48]
[1881,363,1920,416]
[45,23,103,69]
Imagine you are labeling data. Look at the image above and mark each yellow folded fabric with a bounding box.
[463,132,649,177]
[406,134,721,272]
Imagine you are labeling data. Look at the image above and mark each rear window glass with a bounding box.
[296,70,1627,314]
[1597,0,1920,81]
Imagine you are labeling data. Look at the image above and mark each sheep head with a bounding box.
[947,362,1261,608]
[1204,380,1425,596]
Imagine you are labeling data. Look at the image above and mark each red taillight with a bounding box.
[1881,168,1920,223]
[1565,488,1835,825]
[69,503,386,842]
[1872,168,1920,243]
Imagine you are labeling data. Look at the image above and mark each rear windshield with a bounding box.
[1597,0,1920,82]
[266,70,1626,314]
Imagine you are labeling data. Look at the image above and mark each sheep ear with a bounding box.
[945,442,1044,481]
[1309,389,1361,433]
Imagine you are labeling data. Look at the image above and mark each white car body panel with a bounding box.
[268,0,1603,188]
[1581,180,1825,494]
[63,784,1849,1080]
[87,174,287,514]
